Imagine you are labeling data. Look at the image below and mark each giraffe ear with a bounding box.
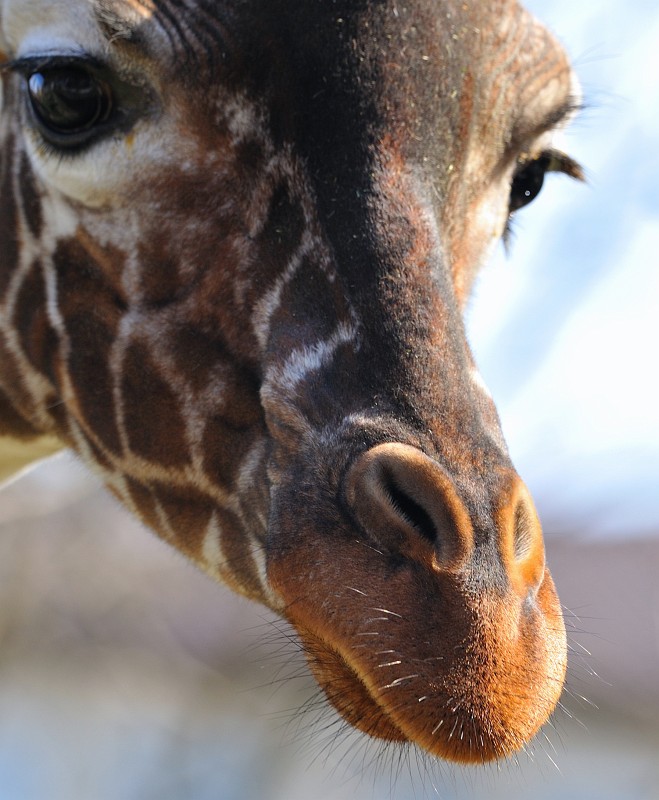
[0,434,64,487]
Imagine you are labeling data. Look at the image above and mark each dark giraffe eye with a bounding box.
[27,66,112,144]
[508,154,550,214]
[508,149,585,216]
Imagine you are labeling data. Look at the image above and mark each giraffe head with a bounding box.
[0,0,584,763]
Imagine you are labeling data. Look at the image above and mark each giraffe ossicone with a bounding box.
[0,0,584,764]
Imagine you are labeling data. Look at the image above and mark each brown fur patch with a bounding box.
[244,181,306,309]
[216,505,263,598]
[121,339,191,467]
[153,481,215,557]
[136,239,190,309]
[13,259,60,383]
[0,387,38,438]
[0,134,18,299]
[126,476,162,532]
[64,309,122,453]
[0,338,39,429]
[18,152,43,239]
[54,236,127,452]
[170,324,233,395]
[202,413,259,491]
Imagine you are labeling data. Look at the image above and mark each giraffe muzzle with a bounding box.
[268,441,567,763]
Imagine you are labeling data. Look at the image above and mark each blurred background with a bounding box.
[1,1,658,798]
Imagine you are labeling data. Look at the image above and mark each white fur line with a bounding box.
[265,320,358,391]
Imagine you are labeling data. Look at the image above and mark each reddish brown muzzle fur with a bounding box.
[269,444,566,762]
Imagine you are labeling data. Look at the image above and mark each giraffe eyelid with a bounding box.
[1,52,107,76]
[515,148,585,182]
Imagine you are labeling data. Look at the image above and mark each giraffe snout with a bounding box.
[268,441,566,763]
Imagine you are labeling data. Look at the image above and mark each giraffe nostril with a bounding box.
[345,443,474,569]
[513,500,535,561]
[504,481,546,594]
[382,477,437,544]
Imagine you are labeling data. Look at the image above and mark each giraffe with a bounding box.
[0,0,585,764]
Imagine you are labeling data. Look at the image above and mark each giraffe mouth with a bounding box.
[267,492,567,764]
[286,583,567,765]
[300,630,407,743]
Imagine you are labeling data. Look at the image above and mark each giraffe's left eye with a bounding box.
[27,66,113,146]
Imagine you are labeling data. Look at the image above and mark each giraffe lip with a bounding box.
[300,631,408,743]
[290,590,567,765]
[268,529,567,763]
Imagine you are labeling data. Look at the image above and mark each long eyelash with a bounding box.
[502,216,517,253]
[543,149,586,182]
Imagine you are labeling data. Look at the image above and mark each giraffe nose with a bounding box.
[344,443,546,590]
[344,443,474,571]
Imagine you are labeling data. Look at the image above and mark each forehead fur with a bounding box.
[93,0,156,41]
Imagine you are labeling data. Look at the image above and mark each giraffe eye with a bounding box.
[508,149,585,217]
[508,154,549,214]
[27,66,113,146]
